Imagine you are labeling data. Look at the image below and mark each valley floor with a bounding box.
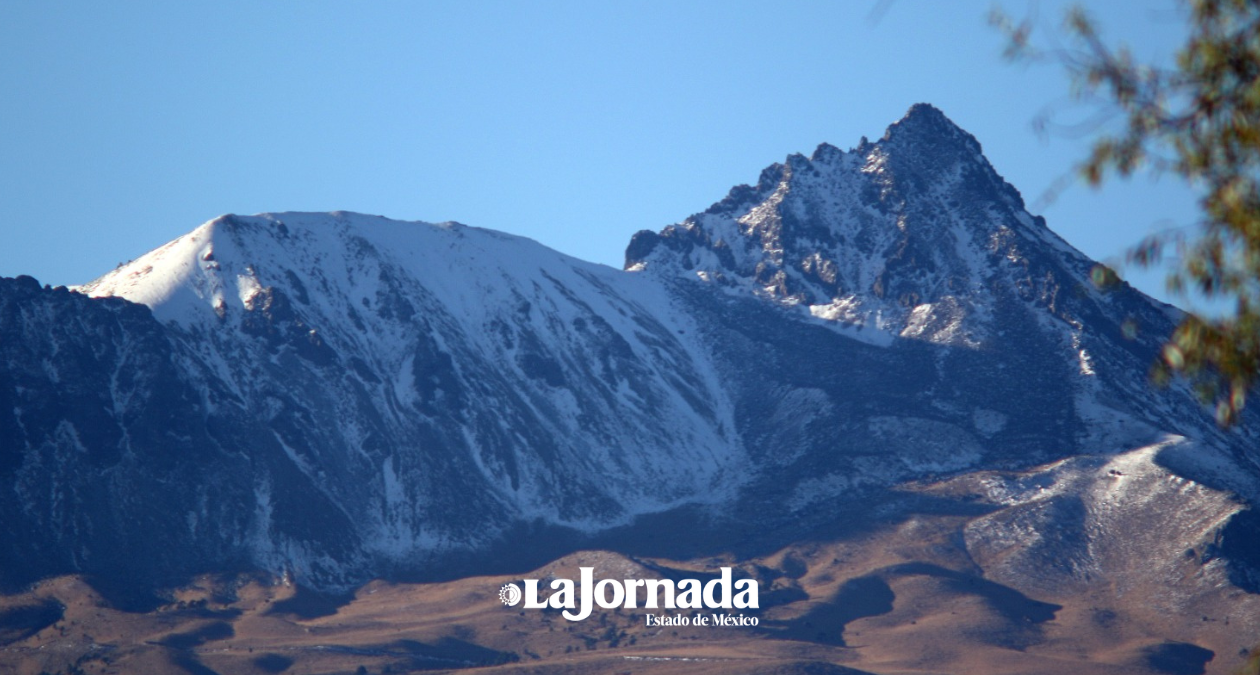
[2,503,1256,675]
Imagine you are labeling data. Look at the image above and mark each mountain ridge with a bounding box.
[1,105,1256,615]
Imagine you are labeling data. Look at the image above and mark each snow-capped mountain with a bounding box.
[1,104,1256,602]
[82,212,746,529]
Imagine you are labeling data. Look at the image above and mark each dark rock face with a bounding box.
[0,276,258,592]
[635,111,1226,462]
[0,105,1257,600]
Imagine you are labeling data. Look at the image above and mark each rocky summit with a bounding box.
[1,106,1257,667]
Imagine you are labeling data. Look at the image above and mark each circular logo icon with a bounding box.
[499,583,522,606]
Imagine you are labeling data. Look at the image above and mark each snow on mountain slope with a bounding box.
[628,104,1255,460]
[627,105,1048,346]
[931,435,1260,619]
[72,212,743,579]
[1,104,1256,600]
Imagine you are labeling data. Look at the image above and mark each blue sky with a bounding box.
[1,1,1201,308]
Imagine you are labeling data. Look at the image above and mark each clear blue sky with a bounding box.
[1,1,1201,308]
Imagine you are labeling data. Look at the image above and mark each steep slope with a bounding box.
[627,104,1258,504]
[34,213,741,589]
[0,276,262,592]
[0,104,1256,609]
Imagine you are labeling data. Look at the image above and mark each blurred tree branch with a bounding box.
[993,0,1260,425]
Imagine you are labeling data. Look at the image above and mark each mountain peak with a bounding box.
[810,142,845,163]
[625,104,1086,347]
[895,102,953,130]
[882,103,984,162]
[5,99,1258,631]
